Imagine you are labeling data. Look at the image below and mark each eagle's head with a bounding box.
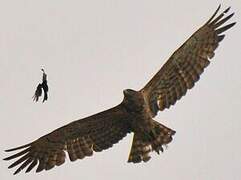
[123,89,145,112]
[123,89,137,97]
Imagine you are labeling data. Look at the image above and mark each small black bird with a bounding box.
[33,69,49,102]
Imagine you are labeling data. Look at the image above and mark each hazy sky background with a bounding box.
[0,0,240,180]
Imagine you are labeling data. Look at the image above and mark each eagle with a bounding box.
[32,69,49,103]
[4,5,235,175]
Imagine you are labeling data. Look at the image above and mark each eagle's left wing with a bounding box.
[141,5,235,117]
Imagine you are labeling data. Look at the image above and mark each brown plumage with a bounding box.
[4,5,235,174]
[142,5,236,116]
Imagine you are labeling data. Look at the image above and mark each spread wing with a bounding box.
[4,104,131,174]
[141,5,236,117]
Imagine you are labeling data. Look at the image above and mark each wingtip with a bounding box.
[229,12,235,18]
[206,4,222,24]
[3,155,14,161]
[229,22,237,27]
[217,4,222,12]
[232,22,237,27]
[13,170,19,175]
[25,169,31,173]
[223,6,231,14]
[5,149,13,152]
[230,22,237,29]
[217,4,221,10]
[5,148,19,152]
[4,143,31,152]
[4,156,12,161]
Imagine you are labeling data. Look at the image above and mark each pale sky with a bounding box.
[0,0,241,180]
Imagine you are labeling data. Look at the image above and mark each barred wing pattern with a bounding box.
[142,5,235,117]
[4,105,131,174]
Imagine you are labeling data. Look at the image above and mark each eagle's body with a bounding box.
[4,5,235,175]
[123,89,153,132]
[123,89,176,162]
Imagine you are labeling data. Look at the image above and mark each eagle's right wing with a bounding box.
[4,104,131,174]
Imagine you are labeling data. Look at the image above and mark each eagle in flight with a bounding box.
[32,69,49,103]
[4,5,235,175]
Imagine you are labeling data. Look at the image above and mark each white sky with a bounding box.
[0,0,241,180]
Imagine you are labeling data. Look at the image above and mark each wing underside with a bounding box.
[142,5,235,117]
[4,105,131,174]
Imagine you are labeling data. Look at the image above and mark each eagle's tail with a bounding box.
[127,121,175,163]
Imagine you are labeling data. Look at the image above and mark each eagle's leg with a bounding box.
[127,120,175,163]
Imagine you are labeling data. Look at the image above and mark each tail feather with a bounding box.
[127,134,152,163]
[128,121,175,163]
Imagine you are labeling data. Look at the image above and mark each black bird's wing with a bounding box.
[33,84,42,102]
